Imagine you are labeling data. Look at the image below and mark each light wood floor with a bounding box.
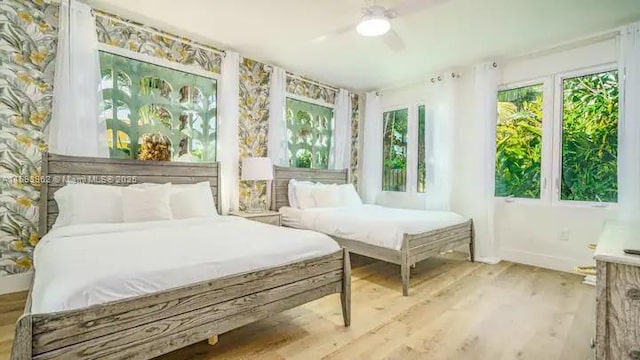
[0,253,595,360]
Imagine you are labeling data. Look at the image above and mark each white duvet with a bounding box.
[280,205,469,250]
[32,216,339,314]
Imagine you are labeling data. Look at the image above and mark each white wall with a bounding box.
[376,37,619,273]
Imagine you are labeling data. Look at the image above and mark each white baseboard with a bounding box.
[475,256,502,265]
[0,272,33,295]
[500,248,578,274]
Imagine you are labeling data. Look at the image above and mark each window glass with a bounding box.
[286,98,334,169]
[417,105,426,193]
[561,70,618,202]
[382,108,408,192]
[99,51,217,161]
[496,84,543,198]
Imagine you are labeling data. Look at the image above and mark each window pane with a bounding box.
[286,98,334,169]
[382,108,408,192]
[495,84,543,198]
[99,51,217,162]
[417,105,426,193]
[561,70,618,202]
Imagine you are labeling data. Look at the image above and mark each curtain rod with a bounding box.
[93,9,226,57]
[285,73,341,92]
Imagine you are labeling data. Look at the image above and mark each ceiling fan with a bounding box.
[313,0,448,51]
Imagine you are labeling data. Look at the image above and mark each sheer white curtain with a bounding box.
[330,89,352,169]
[471,62,500,262]
[267,67,288,166]
[48,0,108,157]
[424,76,457,210]
[361,91,382,203]
[218,51,240,214]
[618,22,640,224]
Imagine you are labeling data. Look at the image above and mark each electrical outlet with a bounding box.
[559,228,570,241]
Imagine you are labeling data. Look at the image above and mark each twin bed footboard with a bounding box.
[12,249,351,360]
[400,219,474,296]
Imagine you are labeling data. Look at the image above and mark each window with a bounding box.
[495,84,543,198]
[382,108,408,191]
[560,70,618,202]
[99,51,217,161]
[286,97,334,169]
[417,105,426,193]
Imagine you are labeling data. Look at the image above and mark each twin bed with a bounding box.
[272,166,474,296]
[12,154,350,360]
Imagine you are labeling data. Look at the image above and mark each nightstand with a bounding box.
[229,211,281,226]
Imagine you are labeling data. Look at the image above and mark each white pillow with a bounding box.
[53,184,123,227]
[295,184,317,209]
[172,181,218,218]
[311,185,341,208]
[337,184,362,206]
[288,179,313,208]
[132,182,218,218]
[122,184,173,222]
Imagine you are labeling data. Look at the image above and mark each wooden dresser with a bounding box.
[594,222,640,360]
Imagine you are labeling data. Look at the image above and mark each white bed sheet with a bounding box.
[279,205,469,250]
[32,216,339,314]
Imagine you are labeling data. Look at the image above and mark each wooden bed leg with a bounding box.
[341,248,351,327]
[401,236,410,297]
[11,314,32,360]
[208,335,219,346]
[469,220,476,263]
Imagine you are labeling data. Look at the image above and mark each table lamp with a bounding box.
[241,157,273,213]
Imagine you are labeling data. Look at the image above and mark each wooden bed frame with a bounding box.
[11,153,351,360]
[272,165,474,296]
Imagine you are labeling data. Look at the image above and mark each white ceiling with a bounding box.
[86,0,640,91]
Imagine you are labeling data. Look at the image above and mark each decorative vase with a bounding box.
[138,133,171,161]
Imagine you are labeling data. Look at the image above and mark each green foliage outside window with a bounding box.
[99,51,217,161]
[496,84,543,198]
[561,70,618,202]
[286,98,333,169]
[417,105,426,193]
[495,71,619,202]
[382,108,408,191]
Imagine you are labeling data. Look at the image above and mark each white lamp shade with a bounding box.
[241,157,273,181]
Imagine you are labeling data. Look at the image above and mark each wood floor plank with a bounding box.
[0,253,595,360]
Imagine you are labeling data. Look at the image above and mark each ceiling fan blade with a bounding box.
[382,28,405,51]
[390,0,449,18]
[311,23,357,43]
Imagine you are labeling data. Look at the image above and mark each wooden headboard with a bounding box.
[39,153,221,235]
[271,166,349,211]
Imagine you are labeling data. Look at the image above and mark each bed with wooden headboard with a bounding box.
[11,153,350,360]
[272,165,474,296]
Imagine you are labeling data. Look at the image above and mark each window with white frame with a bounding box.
[495,84,544,198]
[495,67,619,205]
[417,104,427,193]
[382,108,408,192]
[99,49,218,161]
[286,97,334,169]
[559,69,619,202]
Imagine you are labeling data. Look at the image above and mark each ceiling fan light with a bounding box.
[356,16,390,37]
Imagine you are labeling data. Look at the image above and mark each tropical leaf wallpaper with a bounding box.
[351,94,360,188]
[239,58,270,210]
[286,76,337,105]
[0,0,57,274]
[0,5,361,277]
[94,12,222,74]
